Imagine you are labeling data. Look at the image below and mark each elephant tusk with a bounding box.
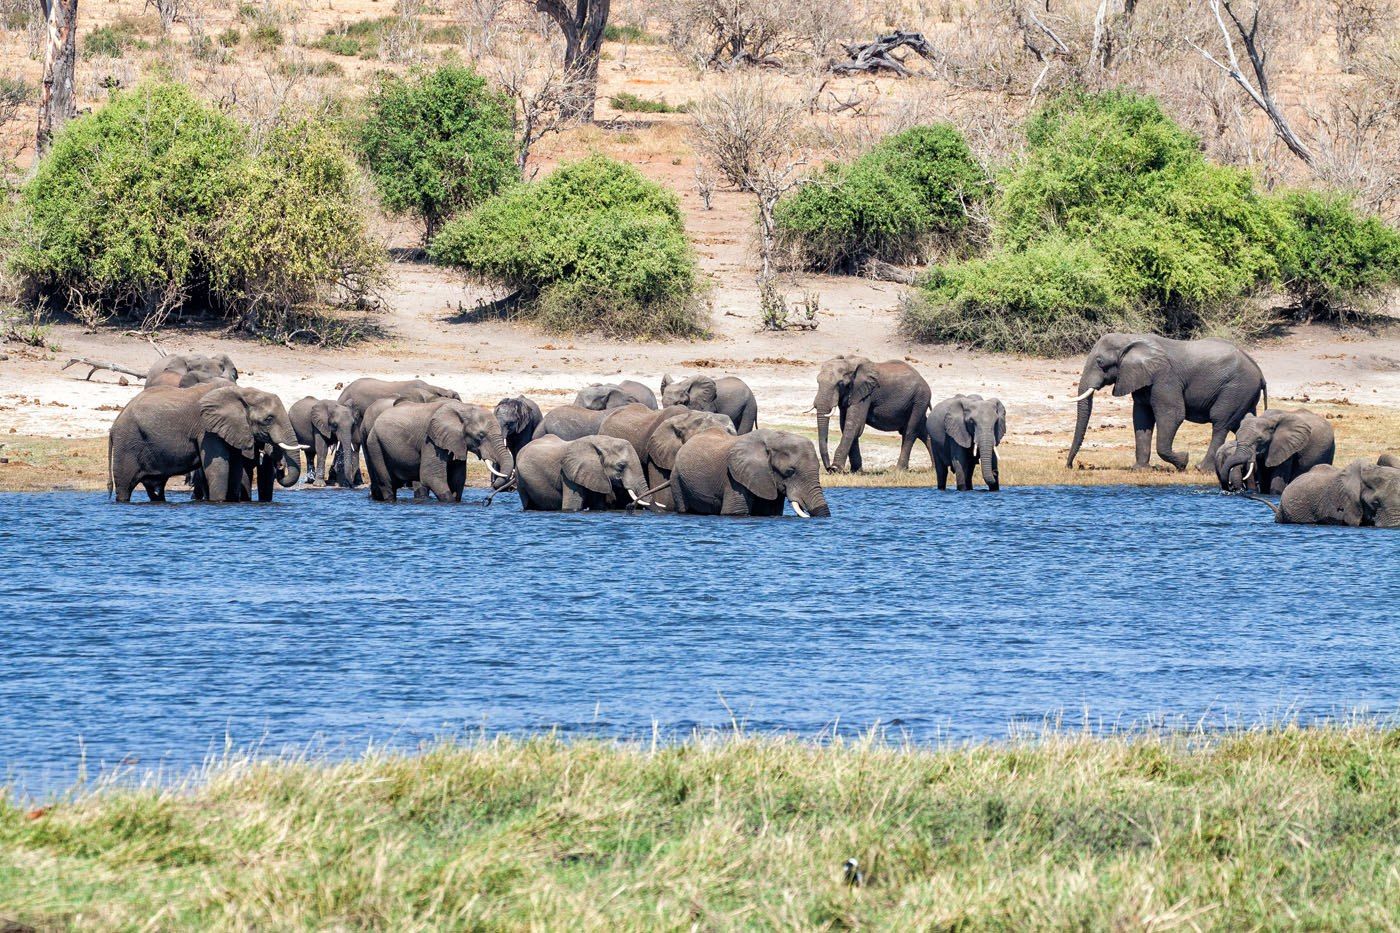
[1067,388,1096,402]
[485,460,510,479]
[790,499,811,518]
[1242,461,1255,482]
[628,489,640,502]
[279,442,311,451]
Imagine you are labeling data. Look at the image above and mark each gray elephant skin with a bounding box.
[337,378,461,482]
[109,383,303,502]
[1067,334,1266,472]
[1214,409,1334,494]
[494,396,544,458]
[290,397,357,487]
[1248,459,1400,527]
[145,353,239,388]
[814,355,933,473]
[537,404,610,441]
[364,400,513,502]
[928,395,1006,491]
[516,435,650,511]
[661,374,758,434]
[574,381,658,411]
[599,404,735,509]
[672,428,830,517]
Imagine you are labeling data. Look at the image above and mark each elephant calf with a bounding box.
[574,381,658,411]
[145,352,239,388]
[672,428,830,517]
[494,396,544,459]
[537,404,610,442]
[290,397,357,487]
[928,395,1006,491]
[515,435,651,511]
[661,374,758,434]
[1247,459,1400,527]
[363,401,513,502]
[1215,408,1334,494]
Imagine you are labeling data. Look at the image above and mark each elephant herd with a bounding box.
[104,338,1400,527]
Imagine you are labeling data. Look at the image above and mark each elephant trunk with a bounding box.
[486,429,515,489]
[789,475,830,517]
[270,420,302,487]
[814,383,837,470]
[277,446,302,487]
[1065,363,1101,468]
[976,424,997,488]
[334,429,356,487]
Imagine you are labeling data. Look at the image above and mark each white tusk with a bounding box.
[790,499,811,518]
[1067,388,1095,402]
[279,442,310,451]
[1242,461,1255,482]
[485,460,509,479]
[628,489,640,502]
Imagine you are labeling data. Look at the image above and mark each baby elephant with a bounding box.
[927,395,1006,491]
[364,401,513,502]
[1215,408,1334,494]
[1248,459,1400,527]
[289,397,357,487]
[516,435,651,512]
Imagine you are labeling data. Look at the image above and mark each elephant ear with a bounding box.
[1265,417,1312,468]
[993,400,1007,445]
[853,364,879,402]
[427,405,470,459]
[1340,462,1366,523]
[729,434,779,500]
[691,377,718,410]
[660,374,674,394]
[200,386,255,458]
[1113,342,1170,396]
[944,403,973,448]
[563,440,614,495]
[310,401,332,437]
[648,419,686,471]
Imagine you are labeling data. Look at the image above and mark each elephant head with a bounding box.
[574,384,634,411]
[1214,411,1314,491]
[730,429,830,517]
[660,375,718,413]
[494,395,543,456]
[313,400,357,486]
[428,402,514,481]
[1348,461,1400,528]
[1066,334,1169,467]
[200,385,304,487]
[941,395,1007,488]
[647,411,737,473]
[813,355,876,470]
[563,436,649,507]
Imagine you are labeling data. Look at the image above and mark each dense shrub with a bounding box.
[1278,190,1400,317]
[358,64,517,239]
[773,125,985,271]
[6,82,383,339]
[430,155,706,339]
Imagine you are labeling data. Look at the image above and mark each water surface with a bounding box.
[4,486,1397,796]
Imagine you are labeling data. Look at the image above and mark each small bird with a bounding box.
[843,858,864,887]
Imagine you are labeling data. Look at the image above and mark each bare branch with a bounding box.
[62,358,146,381]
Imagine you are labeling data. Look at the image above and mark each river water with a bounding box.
[3,486,1396,796]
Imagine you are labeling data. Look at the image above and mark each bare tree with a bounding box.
[533,0,609,121]
[1190,0,1314,166]
[663,0,854,71]
[35,0,78,154]
[144,0,181,32]
[491,40,592,174]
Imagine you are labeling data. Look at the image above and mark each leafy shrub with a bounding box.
[218,28,241,47]
[313,33,361,55]
[249,23,284,51]
[6,82,383,340]
[773,125,985,271]
[83,24,142,59]
[430,154,706,339]
[610,91,686,114]
[359,64,517,239]
[604,23,655,43]
[1278,189,1400,318]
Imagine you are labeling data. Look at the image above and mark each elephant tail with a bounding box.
[106,433,114,501]
[1260,380,1268,412]
[1243,492,1281,521]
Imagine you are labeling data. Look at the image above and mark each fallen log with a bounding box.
[831,31,936,77]
[858,259,921,285]
[63,358,146,381]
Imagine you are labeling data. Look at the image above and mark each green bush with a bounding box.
[773,124,985,272]
[604,23,654,43]
[430,154,706,339]
[1278,189,1400,318]
[83,24,141,59]
[313,32,361,55]
[248,23,283,51]
[218,28,241,47]
[610,91,686,114]
[7,82,383,339]
[359,64,517,239]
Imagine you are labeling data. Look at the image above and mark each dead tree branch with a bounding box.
[63,358,146,381]
[830,31,936,77]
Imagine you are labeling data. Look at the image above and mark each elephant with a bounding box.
[1379,453,1399,469]
[537,404,610,442]
[337,378,461,482]
[1214,409,1335,494]
[598,403,692,462]
[672,428,831,517]
[515,435,651,512]
[1246,460,1400,527]
[1066,334,1266,473]
[290,397,357,487]
[660,374,758,434]
[928,395,1006,491]
[494,396,544,458]
[109,383,304,503]
[363,400,513,502]
[145,353,239,387]
[639,409,736,510]
[813,355,933,473]
[574,381,658,411]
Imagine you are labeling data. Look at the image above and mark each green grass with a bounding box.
[3,725,1400,927]
[610,91,687,114]
[603,22,656,43]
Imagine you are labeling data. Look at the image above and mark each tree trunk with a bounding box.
[535,0,610,122]
[36,0,79,155]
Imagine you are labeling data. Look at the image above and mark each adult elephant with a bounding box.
[1246,460,1400,527]
[145,353,239,387]
[928,395,1006,491]
[109,383,304,502]
[1214,409,1334,494]
[1066,334,1266,472]
[813,356,933,473]
[516,435,651,512]
[640,410,736,510]
[363,401,512,502]
[537,404,610,441]
[494,396,544,458]
[338,378,461,482]
[672,428,830,517]
[575,381,658,411]
[290,397,357,487]
[598,404,691,461]
[661,374,758,434]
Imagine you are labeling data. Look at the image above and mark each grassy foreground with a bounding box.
[3,727,1400,928]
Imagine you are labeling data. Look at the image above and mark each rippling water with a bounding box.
[4,486,1397,796]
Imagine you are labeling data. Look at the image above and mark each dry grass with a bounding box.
[3,725,1400,928]
[0,435,107,492]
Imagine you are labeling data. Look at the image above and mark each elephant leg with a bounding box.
[419,446,454,501]
[896,424,918,471]
[1132,397,1155,470]
[447,460,467,501]
[312,436,329,486]
[200,436,238,502]
[934,450,949,490]
[141,479,165,503]
[1200,400,1245,473]
[738,402,757,434]
[364,440,395,502]
[833,405,867,472]
[561,480,586,512]
[256,457,275,502]
[719,481,751,516]
[952,448,972,491]
[1154,408,1188,472]
[848,436,864,474]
